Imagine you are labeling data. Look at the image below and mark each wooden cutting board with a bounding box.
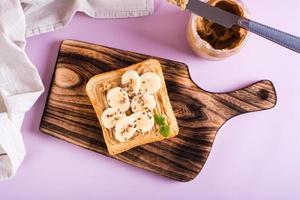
[40,40,277,182]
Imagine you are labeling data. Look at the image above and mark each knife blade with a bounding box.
[184,0,300,54]
[186,0,240,28]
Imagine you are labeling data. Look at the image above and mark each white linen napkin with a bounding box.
[0,0,154,180]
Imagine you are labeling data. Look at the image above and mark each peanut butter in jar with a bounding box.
[187,0,249,60]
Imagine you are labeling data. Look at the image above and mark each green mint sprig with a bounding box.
[154,114,170,137]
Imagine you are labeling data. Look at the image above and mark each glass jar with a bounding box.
[186,0,250,60]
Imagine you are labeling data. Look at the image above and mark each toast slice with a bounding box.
[86,59,179,155]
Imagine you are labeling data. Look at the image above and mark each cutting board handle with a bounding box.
[210,80,277,118]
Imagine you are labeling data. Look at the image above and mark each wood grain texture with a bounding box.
[40,40,277,182]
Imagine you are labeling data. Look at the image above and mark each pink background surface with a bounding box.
[1,0,300,199]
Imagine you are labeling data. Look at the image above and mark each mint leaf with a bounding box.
[154,114,165,126]
[160,125,170,137]
[154,114,170,137]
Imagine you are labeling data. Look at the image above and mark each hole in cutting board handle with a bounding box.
[258,89,269,100]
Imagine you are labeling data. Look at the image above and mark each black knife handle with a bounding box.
[238,18,300,54]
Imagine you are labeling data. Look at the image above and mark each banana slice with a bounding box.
[122,70,141,97]
[140,72,161,94]
[131,93,156,112]
[131,111,154,133]
[115,116,137,142]
[107,87,130,111]
[101,108,126,129]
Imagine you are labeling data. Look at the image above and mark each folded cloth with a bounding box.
[0,0,154,180]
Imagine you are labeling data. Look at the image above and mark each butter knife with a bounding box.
[185,0,300,54]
